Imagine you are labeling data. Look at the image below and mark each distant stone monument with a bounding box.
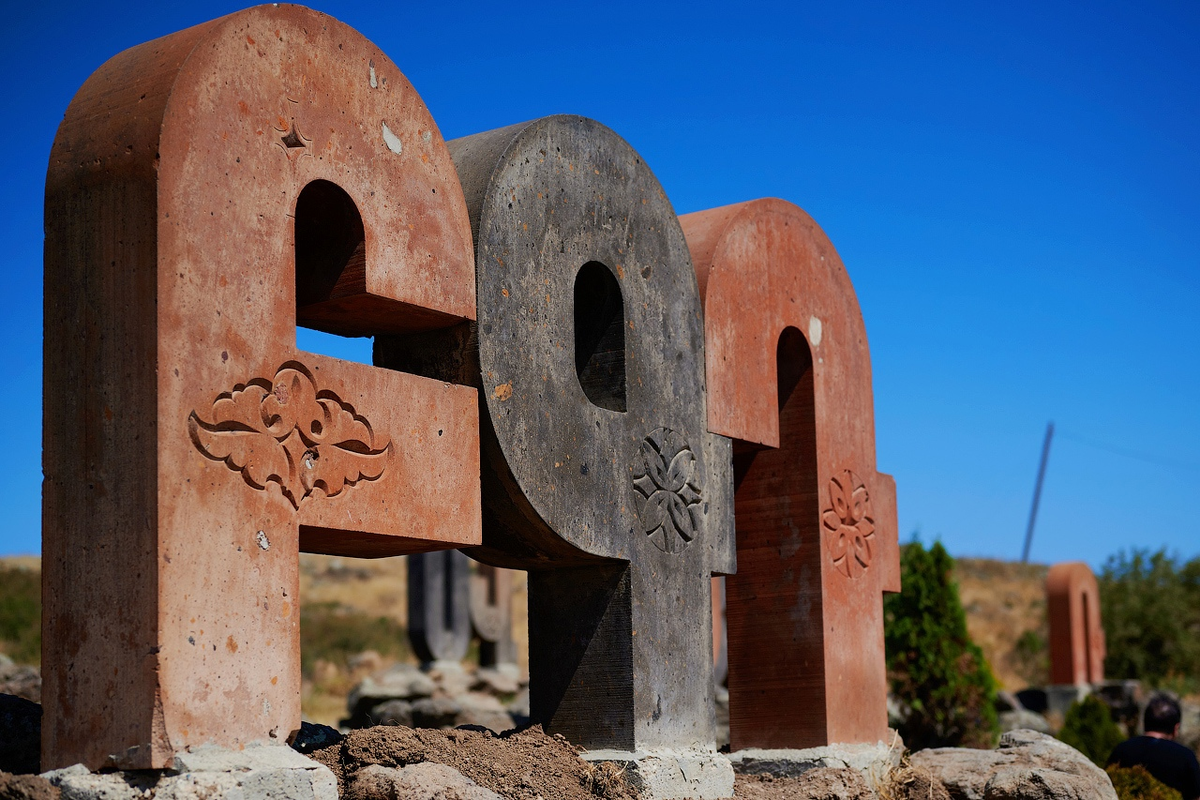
[680,198,901,750]
[42,5,481,770]
[409,552,519,670]
[1047,562,1105,685]
[470,563,519,669]
[409,551,473,666]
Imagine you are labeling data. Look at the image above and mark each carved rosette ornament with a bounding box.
[189,363,392,508]
[822,469,875,578]
[632,427,704,553]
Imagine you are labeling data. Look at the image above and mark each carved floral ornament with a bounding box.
[189,363,392,509]
[822,469,875,579]
[632,427,705,554]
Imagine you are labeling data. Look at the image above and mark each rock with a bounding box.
[470,668,520,697]
[0,773,59,800]
[346,665,437,727]
[425,663,472,698]
[1179,699,1200,754]
[0,695,41,775]
[410,697,462,729]
[999,710,1052,735]
[583,749,734,800]
[0,666,41,705]
[43,745,338,800]
[910,729,1118,800]
[888,766,951,800]
[368,700,414,727]
[290,722,344,755]
[347,763,502,800]
[454,694,513,734]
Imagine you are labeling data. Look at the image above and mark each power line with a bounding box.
[1058,430,1200,473]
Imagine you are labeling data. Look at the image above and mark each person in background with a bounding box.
[1108,693,1200,800]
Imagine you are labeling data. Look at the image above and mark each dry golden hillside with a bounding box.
[952,558,1049,691]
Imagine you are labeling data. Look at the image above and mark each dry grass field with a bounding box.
[3,553,1042,722]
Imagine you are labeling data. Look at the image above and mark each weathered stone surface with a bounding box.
[680,198,900,750]
[1047,563,1105,685]
[472,667,521,697]
[0,663,40,705]
[582,750,734,800]
[394,114,735,766]
[43,5,481,770]
[409,551,472,665]
[43,745,337,800]
[348,763,503,800]
[910,730,1118,800]
[728,740,902,783]
[0,772,59,800]
[410,698,464,729]
[350,665,437,709]
[0,695,40,775]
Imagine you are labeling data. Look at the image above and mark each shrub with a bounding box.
[1107,765,1183,800]
[299,601,409,678]
[1059,694,1124,766]
[1099,549,1200,693]
[884,539,999,750]
[0,565,40,665]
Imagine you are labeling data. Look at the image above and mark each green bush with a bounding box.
[1059,694,1124,766]
[884,539,999,750]
[299,601,409,677]
[0,565,40,665]
[1100,549,1200,692]
[1107,765,1183,800]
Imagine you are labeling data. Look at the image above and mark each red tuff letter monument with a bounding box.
[680,198,900,750]
[43,6,480,769]
[1046,562,1105,685]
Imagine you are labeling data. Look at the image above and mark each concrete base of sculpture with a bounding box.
[728,737,902,788]
[582,748,735,800]
[42,743,337,800]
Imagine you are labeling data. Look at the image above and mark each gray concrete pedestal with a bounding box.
[582,748,735,800]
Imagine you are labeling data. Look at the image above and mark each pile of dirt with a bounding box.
[734,770,875,800]
[310,725,636,800]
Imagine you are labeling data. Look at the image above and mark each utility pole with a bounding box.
[1021,421,1055,563]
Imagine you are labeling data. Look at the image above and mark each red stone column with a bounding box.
[43,6,479,769]
[680,199,900,750]
[1047,562,1106,685]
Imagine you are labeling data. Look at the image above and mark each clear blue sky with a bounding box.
[4,1,1197,569]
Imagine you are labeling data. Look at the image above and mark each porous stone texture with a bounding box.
[348,763,502,800]
[40,745,337,800]
[729,740,902,785]
[910,729,1118,800]
[582,749,734,800]
[0,695,41,774]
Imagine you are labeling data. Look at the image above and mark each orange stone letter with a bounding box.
[681,198,900,750]
[43,6,480,769]
[1046,562,1105,685]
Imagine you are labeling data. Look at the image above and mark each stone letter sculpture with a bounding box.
[379,115,734,796]
[470,563,518,668]
[680,198,900,750]
[43,6,480,769]
[408,550,474,665]
[1046,562,1105,685]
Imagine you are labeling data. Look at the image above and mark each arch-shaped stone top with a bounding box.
[680,198,898,747]
[43,5,478,769]
[1046,562,1105,685]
